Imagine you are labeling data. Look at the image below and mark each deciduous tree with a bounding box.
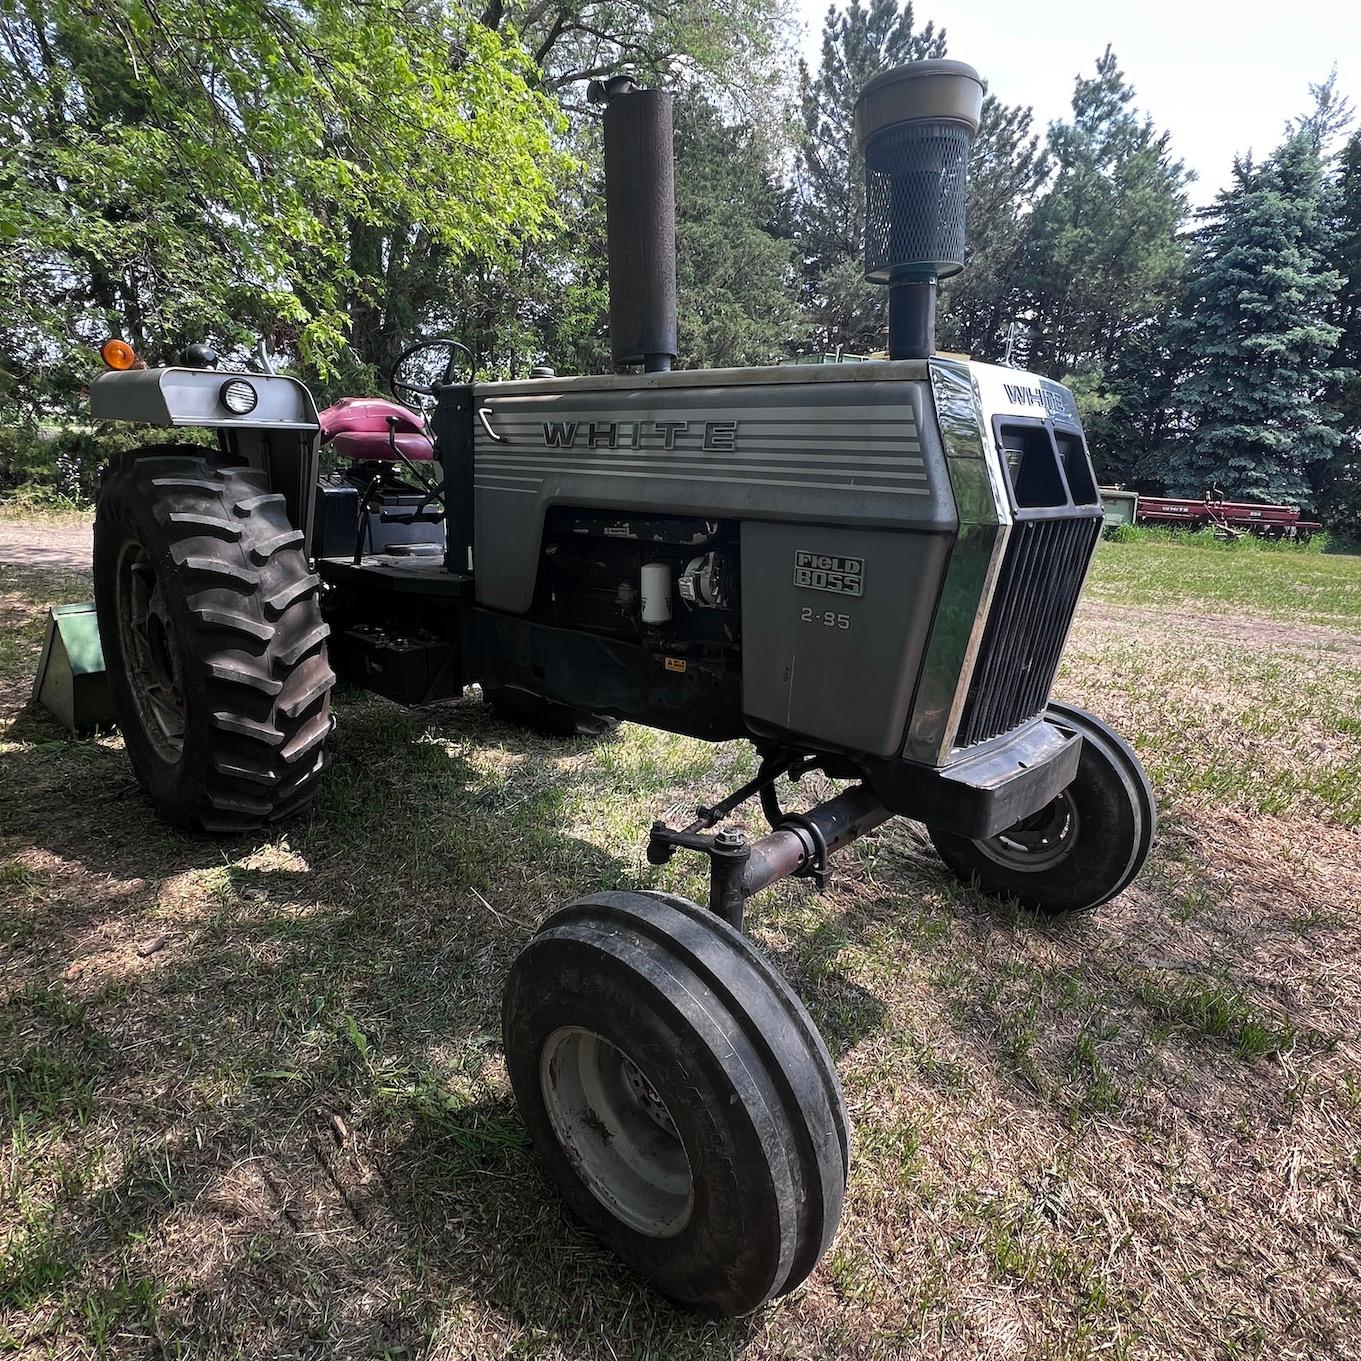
[390,0,795,383]
[0,0,570,416]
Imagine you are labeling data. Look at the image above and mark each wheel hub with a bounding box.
[146,586,183,704]
[977,790,1080,872]
[539,1027,693,1238]
[621,1055,679,1138]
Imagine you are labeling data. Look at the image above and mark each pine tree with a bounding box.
[937,95,1048,359]
[673,97,800,368]
[1169,135,1343,505]
[1288,68,1354,158]
[1319,128,1361,534]
[1088,316,1193,487]
[1021,48,1189,380]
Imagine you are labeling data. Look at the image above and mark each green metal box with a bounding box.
[31,601,116,734]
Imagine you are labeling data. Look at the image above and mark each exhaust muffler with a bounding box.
[591,75,679,374]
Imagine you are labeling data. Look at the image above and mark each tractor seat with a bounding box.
[318,397,435,462]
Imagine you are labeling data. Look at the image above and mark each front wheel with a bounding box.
[930,703,1156,914]
[502,890,849,1315]
[94,449,336,833]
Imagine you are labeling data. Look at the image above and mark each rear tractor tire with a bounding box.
[930,702,1156,915]
[482,683,618,739]
[94,448,336,833]
[503,890,849,1316]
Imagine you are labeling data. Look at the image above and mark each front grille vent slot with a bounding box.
[954,515,1100,749]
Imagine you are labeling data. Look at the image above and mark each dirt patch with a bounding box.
[1078,599,1361,660]
[0,522,93,576]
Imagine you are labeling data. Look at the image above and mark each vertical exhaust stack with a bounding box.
[854,61,984,360]
[591,76,678,374]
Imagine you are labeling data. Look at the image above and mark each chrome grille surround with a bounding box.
[902,359,1012,765]
[904,359,1103,765]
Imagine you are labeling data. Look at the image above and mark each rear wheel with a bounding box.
[502,890,848,1315]
[483,683,618,738]
[929,703,1156,914]
[94,448,336,832]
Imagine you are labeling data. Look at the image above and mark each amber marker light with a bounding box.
[100,338,136,370]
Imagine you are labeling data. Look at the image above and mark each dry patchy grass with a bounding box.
[0,496,92,528]
[2,550,1360,1359]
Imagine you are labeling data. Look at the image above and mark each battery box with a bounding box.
[315,474,445,559]
[332,624,462,705]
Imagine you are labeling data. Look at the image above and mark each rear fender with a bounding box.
[90,367,321,545]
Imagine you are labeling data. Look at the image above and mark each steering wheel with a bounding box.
[389,337,472,410]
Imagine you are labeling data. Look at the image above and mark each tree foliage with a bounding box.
[1320,128,1361,533]
[937,94,1047,360]
[674,96,799,368]
[0,0,570,416]
[483,0,792,93]
[1021,47,1189,380]
[792,0,944,353]
[386,0,793,385]
[4,0,1361,531]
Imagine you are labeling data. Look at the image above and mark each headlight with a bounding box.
[220,379,258,415]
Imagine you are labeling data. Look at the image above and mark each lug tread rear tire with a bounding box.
[95,448,335,833]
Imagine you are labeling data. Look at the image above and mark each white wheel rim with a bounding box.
[539,1027,693,1238]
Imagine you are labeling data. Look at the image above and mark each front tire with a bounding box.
[502,890,849,1315]
[930,703,1156,914]
[94,448,336,833]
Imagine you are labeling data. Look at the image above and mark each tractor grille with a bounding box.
[954,515,1101,749]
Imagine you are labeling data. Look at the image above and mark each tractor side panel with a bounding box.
[470,376,955,615]
[740,521,952,758]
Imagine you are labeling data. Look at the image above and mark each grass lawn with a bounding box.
[2,544,1360,1359]
[1085,535,1361,630]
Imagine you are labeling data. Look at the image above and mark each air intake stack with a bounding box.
[591,75,679,374]
[854,60,984,359]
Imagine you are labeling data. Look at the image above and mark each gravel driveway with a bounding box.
[0,521,93,576]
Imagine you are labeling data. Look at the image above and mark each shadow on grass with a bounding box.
[832,818,1326,1127]
[3,654,1349,1356]
[0,692,780,1357]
